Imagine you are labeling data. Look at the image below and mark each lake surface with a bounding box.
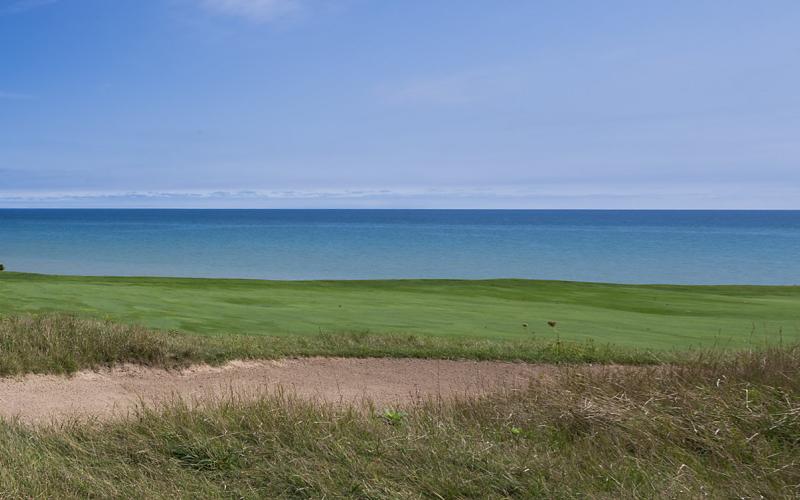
[1,209,798,284]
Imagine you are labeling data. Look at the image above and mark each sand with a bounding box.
[0,358,547,424]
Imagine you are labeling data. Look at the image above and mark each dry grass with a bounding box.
[0,314,798,497]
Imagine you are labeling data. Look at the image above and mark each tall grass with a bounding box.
[0,345,798,497]
[0,314,659,376]
[0,314,197,375]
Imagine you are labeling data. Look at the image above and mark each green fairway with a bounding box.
[0,272,798,350]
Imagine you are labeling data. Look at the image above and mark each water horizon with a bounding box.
[2,209,799,285]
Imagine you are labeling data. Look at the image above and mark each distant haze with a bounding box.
[1,1,798,208]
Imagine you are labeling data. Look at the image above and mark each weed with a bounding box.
[381,409,408,426]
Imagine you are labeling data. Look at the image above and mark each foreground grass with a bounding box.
[0,315,658,376]
[2,272,799,349]
[1,345,798,498]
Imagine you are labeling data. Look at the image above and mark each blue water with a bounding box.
[1,209,798,284]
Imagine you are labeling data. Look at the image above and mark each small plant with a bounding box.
[381,408,408,426]
[0,263,4,271]
[510,426,523,436]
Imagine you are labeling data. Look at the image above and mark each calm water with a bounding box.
[1,209,798,284]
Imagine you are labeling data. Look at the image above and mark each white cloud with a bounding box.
[200,0,300,22]
[0,188,424,203]
[3,184,799,209]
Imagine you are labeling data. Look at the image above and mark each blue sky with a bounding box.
[1,0,798,208]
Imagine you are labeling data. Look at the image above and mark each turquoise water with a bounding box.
[1,209,798,284]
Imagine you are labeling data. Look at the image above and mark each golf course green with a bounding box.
[1,272,797,350]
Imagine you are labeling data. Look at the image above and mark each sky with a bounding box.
[1,0,799,208]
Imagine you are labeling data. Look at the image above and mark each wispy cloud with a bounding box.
[3,184,798,209]
[199,0,301,23]
[0,188,411,203]
[0,0,57,15]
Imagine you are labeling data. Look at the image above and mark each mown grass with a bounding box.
[0,344,798,497]
[2,272,799,349]
[0,314,659,376]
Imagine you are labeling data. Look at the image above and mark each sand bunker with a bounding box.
[0,358,546,424]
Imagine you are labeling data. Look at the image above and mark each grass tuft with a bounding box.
[0,314,201,376]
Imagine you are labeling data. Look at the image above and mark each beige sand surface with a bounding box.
[0,357,547,424]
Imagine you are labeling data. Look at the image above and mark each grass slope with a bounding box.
[2,345,798,498]
[0,315,656,376]
[1,272,799,349]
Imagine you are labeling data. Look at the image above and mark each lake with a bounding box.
[1,209,798,284]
